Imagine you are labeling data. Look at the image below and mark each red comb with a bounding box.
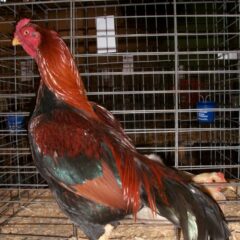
[217,172,226,181]
[16,18,31,31]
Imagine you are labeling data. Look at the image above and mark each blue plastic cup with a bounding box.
[197,101,217,123]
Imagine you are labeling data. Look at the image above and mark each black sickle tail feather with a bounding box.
[142,178,230,240]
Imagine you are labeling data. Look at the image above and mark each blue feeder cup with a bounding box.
[6,115,25,132]
[197,96,217,123]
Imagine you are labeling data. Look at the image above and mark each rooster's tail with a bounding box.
[137,156,230,240]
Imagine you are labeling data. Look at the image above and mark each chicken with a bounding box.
[12,19,230,240]
[192,172,231,201]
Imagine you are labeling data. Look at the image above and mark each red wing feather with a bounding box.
[30,110,101,159]
[71,161,128,210]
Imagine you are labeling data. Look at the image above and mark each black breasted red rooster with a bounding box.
[12,19,230,240]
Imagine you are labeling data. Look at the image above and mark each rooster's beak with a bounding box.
[12,37,21,46]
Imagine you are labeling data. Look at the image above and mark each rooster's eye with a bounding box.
[24,30,29,36]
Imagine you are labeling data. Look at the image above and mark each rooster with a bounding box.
[12,19,230,240]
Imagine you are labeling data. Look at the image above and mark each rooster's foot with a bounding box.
[98,224,114,240]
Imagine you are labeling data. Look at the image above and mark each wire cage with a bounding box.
[0,0,240,239]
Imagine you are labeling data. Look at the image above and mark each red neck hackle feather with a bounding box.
[36,27,98,118]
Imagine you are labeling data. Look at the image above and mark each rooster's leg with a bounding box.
[98,224,114,240]
[175,227,181,240]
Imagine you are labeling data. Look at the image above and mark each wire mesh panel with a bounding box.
[0,0,240,239]
[74,0,240,176]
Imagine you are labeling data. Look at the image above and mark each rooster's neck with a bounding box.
[36,32,96,117]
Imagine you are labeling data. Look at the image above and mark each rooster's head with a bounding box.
[12,18,41,58]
